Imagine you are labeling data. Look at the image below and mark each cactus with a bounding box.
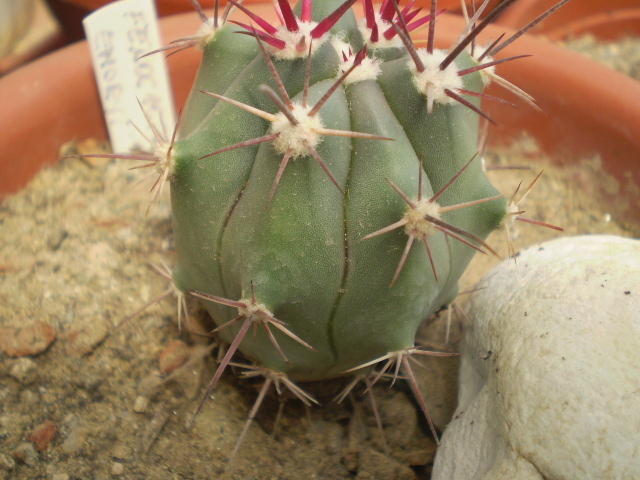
[83,0,570,460]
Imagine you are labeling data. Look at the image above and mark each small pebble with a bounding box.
[64,319,108,357]
[27,419,57,451]
[133,395,149,413]
[46,229,68,251]
[158,339,190,375]
[111,444,132,460]
[0,321,56,356]
[0,387,11,404]
[19,389,39,406]
[0,453,15,471]
[136,373,164,397]
[61,426,87,454]
[8,358,38,384]
[12,443,38,466]
[111,462,125,475]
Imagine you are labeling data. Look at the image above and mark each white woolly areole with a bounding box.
[410,49,463,106]
[271,103,324,157]
[357,15,402,50]
[238,300,271,318]
[404,200,441,239]
[269,21,326,60]
[332,38,381,84]
[154,142,175,178]
[499,200,521,230]
[196,19,219,49]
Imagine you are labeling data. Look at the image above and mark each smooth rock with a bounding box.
[27,419,57,451]
[0,321,56,356]
[0,453,15,472]
[12,443,38,466]
[433,235,640,480]
[111,462,125,475]
[132,395,149,413]
[8,357,38,384]
[61,426,87,454]
[158,339,190,375]
[64,318,108,357]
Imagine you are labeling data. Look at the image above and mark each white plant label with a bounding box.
[83,0,176,153]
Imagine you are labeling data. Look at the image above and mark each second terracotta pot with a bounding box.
[496,0,640,40]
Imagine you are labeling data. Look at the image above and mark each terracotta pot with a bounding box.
[0,5,268,197]
[1,8,638,224]
[50,0,272,17]
[495,0,640,41]
[45,0,274,44]
[420,0,502,15]
[470,16,640,226]
[53,0,497,15]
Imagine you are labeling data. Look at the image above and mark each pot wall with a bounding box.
[495,0,640,40]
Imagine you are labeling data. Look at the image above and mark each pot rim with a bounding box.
[1,7,638,224]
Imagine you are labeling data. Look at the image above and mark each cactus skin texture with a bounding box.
[168,0,509,387]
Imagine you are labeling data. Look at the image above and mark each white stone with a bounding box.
[432,235,640,480]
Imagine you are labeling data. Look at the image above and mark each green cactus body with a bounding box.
[168,0,507,383]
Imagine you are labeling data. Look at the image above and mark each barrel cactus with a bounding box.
[99,0,569,458]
